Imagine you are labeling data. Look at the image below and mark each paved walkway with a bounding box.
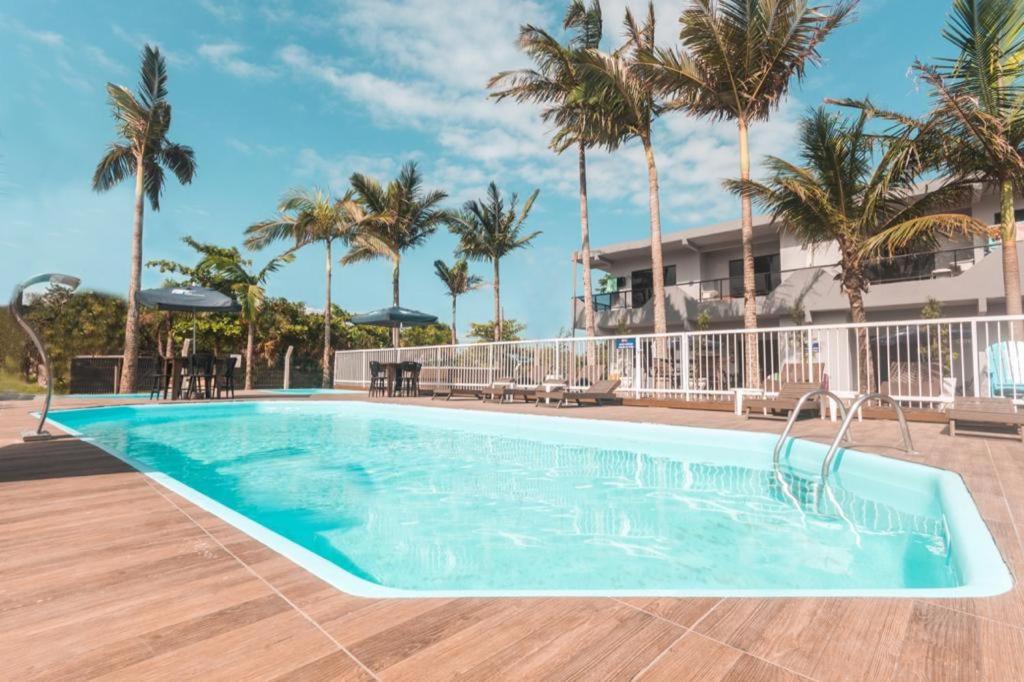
[1,392,1022,680]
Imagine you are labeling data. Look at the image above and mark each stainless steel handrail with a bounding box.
[820,392,916,481]
[772,389,851,468]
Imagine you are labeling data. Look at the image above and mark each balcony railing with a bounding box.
[577,245,989,312]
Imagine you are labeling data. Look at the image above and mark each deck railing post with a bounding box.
[488,344,494,385]
[634,336,642,399]
[971,319,981,397]
[284,345,293,389]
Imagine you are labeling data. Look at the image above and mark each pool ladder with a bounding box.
[773,390,916,483]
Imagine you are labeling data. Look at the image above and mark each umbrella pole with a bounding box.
[192,313,197,354]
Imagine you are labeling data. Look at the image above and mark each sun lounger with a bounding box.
[535,379,622,408]
[744,381,823,419]
[948,396,1024,442]
[431,385,482,400]
[505,384,541,402]
[481,378,514,402]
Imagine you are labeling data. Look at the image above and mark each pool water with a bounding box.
[259,388,362,395]
[47,401,1011,597]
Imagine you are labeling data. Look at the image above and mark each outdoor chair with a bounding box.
[744,380,825,420]
[215,357,236,399]
[482,377,514,402]
[948,396,1024,442]
[368,361,387,397]
[536,379,622,408]
[148,357,173,400]
[987,341,1024,397]
[399,361,421,396]
[184,353,215,400]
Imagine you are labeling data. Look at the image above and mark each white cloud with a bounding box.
[293,148,401,194]
[0,15,65,47]
[197,0,244,22]
[271,0,803,234]
[226,136,284,156]
[199,41,276,78]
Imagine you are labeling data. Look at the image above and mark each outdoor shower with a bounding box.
[9,273,81,441]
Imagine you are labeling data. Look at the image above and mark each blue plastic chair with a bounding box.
[986,341,1024,396]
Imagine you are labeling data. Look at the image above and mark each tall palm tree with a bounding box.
[640,0,854,385]
[92,45,197,392]
[842,0,1024,320]
[726,107,985,390]
[206,251,293,391]
[245,188,357,387]
[449,182,541,341]
[149,237,293,390]
[433,259,483,344]
[344,161,450,347]
[577,3,668,336]
[488,0,603,339]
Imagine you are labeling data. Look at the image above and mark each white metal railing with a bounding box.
[334,315,1024,407]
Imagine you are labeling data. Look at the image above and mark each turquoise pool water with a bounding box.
[47,401,1011,597]
[61,393,151,399]
[259,388,361,395]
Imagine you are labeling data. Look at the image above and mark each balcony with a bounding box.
[582,271,783,312]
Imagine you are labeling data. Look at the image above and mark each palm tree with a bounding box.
[92,45,197,392]
[245,188,357,387]
[206,251,293,391]
[433,259,483,344]
[344,161,450,347]
[449,182,540,341]
[576,3,668,336]
[147,237,292,389]
[726,107,985,390]
[640,0,854,385]
[845,0,1024,320]
[488,0,603,339]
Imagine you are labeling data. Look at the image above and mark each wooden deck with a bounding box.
[1,392,1022,680]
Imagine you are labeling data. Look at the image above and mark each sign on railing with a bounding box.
[335,315,1024,407]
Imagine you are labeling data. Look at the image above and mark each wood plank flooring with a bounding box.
[0,392,1021,679]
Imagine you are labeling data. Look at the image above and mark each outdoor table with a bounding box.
[538,381,567,405]
[380,362,404,397]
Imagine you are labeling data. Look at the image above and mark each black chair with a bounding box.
[400,361,421,397]
[215,357,236,399]
[368,361,387,396]
[185,352,215,399]
[148,357,172,400]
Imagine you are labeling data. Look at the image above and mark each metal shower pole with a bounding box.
[9,273,81,441]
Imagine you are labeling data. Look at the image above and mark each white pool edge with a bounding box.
[43,401,1015,600]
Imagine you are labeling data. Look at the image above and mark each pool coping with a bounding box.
[43,400,1015,600]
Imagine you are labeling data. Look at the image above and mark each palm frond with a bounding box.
[92,143,135,192]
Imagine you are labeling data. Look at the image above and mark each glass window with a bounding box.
[994,208,1024,224]
[728,254,780,298]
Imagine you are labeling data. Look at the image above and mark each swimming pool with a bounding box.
[258,388,362,395]
[46,401,1012,598]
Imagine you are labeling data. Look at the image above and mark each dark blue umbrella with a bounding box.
[138,287,241,352]
[351,305,439,348]
[351,305,438,327]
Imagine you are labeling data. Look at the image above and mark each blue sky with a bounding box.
[1,0,954,339]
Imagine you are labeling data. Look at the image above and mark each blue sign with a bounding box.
[615,338,636,350]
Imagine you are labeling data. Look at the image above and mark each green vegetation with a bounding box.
[434,259,483,345]
[468,319,526,343]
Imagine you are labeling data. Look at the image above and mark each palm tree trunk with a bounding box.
[119,154,146,393]
[1000,180,1023,333]
[579,143,596,339]
[392,256,400,348]
[322,240,333,388]
[845,271,874,393]
[245,320,255,391]
[451,298,458,345]
[493,258,502,342]
[642,135,667,343]
[738,118,760,389]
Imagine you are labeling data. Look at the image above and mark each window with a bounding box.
[994,208,1024,224]
[727,254,780,298]
[629,266,676,308]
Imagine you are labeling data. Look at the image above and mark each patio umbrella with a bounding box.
[351,305,438,348]
[137,286,241,353]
